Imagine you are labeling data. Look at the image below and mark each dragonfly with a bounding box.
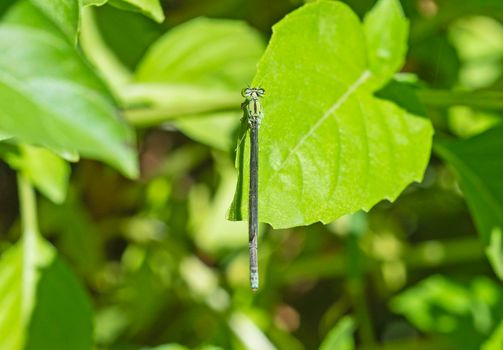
[241,87,265,291]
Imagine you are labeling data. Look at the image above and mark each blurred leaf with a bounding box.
[449,16,503,89]
[363,0,408,87]
[141,346,188,350]
[409,34,461,88]
[229,0,433,228]
[111,0,164,23]
[189,160,247,252]
[0,231,92,350]
[483,320,503,350]
[84,0,108,6]
[88,0,165,23]
[3,144,69,204]
[0,2,138,178]
[29,0,79,42]
[435,126,503,279]
[90,4,162,70]
[175,111,241,151]
[391,275,503,349]
[448,106,501,138]
[319,316,355,350]
[127,17,264,149]
[39,192,104,277]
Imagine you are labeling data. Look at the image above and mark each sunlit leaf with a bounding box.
[2,144,70,204]
[229,0,433,228]
[0,2,138,178]
[435,126,503,280]
[28,0,80,42]
[129,17,264,149]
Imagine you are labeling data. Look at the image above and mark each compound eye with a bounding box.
[258,88,265,96]
[241,88,251,97]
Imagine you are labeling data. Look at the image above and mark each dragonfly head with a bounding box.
[242,87,265,99]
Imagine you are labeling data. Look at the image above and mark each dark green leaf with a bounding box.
[0,237,93,350]
[435,126,503,279]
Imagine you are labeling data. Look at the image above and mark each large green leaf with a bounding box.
[132,17,264,114]
[28,0,80,42]
[435,126,503,279]
[0,2,137,178]
[228,0,433,228]
[129,17,264,149]
[84,0,164,23]
[0,178,93,350]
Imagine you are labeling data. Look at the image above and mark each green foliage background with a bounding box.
[0,0,502,349]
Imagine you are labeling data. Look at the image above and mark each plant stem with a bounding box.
[17,174,40,319]
[17,174,39,243]
[418,90,503,111]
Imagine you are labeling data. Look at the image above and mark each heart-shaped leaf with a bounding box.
[229,0,433,228]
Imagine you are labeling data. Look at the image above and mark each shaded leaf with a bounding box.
[229,0,433,228]
[391,275,503,350]
[319,316,355,350]
[84,0,164,22]
[483,320,503,350]
[0,235,93,350]
[435,126,503,279]
[108,0,164,23]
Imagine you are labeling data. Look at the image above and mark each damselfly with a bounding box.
[241,87,265,291]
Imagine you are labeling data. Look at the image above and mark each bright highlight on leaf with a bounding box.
[229,0,433,228]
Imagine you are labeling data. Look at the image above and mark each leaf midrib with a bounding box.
[265,69,372,191]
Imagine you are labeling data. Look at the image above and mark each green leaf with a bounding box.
[435,126,503,279]
[319,316,355,350]
[28,0,80,42]
[363,0,409,87]
[175,111,242,151]
[84,0,164,23]
[129,17,264,149]
[0,240,93,350]
[83,0,108,6]
[0,177,93,350]
[133,17,264,109]
[0,2,138,178]
[3,144,70,204]
[109,0,164,23]
[391,275,503,350]
[483,320,503,350]
[228,0,433,228]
